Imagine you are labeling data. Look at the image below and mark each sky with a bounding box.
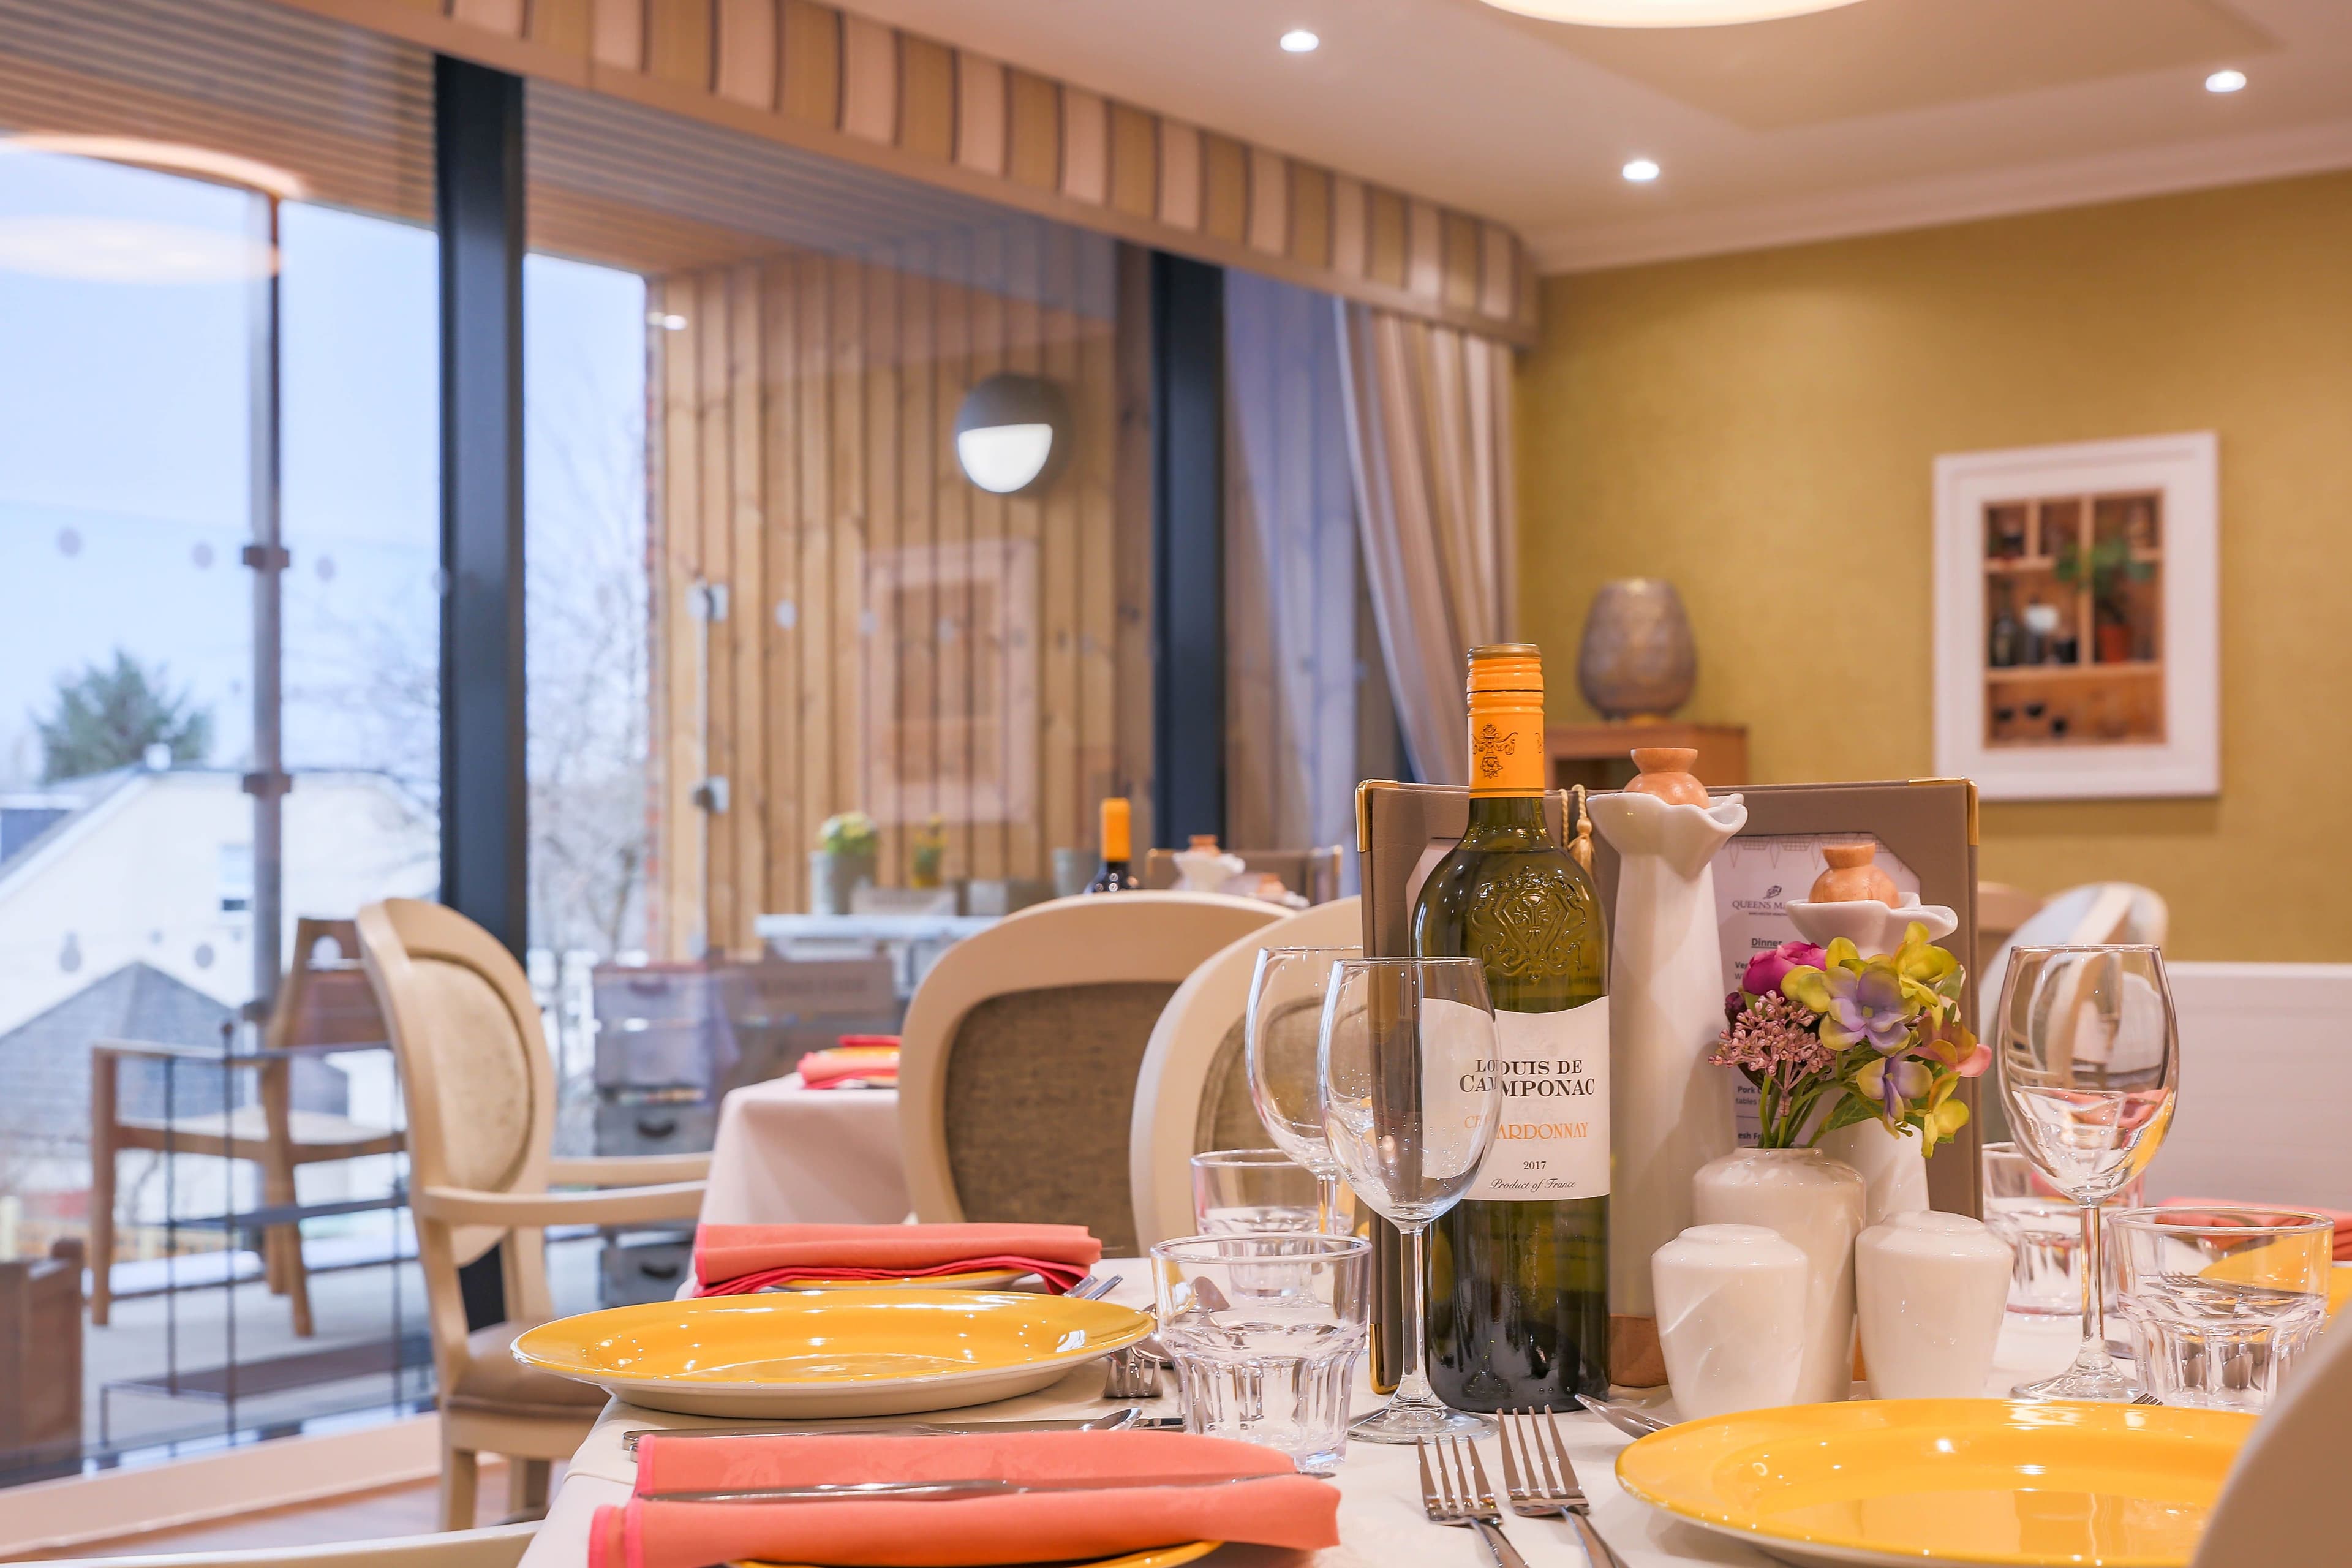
[0,149,645,794]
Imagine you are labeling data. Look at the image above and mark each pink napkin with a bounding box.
[592,1430,1340,1568]
[797,1051,899,1090]
[2159,1198,2350,1262]
[693,1222,1102,1296]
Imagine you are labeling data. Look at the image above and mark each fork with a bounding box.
[1497,1408,1631,1568]
[1416,1436,1531,1568]
[1068,1273,1121,1301]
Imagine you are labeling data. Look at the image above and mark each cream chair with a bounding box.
[68,1522,538,1568]
[1128,898,1361,1248]
[2190,1308,2352,1567]
[357,900,709,1530]
[898,892,1281,1254]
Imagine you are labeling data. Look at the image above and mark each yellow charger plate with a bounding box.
[738,1545,1218,1568]
[1615,1398,2256,1567]
[514,1289,1153,1419]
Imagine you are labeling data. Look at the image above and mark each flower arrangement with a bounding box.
[818,811,880,859]
[1713,925,1989,1152]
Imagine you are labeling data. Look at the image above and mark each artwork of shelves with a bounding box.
[1934,434,2218,801]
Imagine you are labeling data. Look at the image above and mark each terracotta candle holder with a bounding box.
[1810,842,1899,905]
[1624,747,1708,807]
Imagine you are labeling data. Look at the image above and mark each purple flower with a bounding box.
[1818,965,1913,1054]
[1855,1055,1934,1126]
[1743,941,1827,1000]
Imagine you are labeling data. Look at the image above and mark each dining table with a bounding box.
[516,1265,2089,1568]
[697,1073,910,1227]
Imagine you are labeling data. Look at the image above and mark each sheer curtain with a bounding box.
[1335,302,1517,786]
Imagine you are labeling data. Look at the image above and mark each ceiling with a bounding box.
[840,0,2352,272]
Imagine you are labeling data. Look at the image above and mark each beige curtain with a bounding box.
[1334,302,1518,786]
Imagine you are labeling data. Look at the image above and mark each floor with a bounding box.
[10,1460,563,1559]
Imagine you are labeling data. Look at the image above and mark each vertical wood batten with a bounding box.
[714,0,777,109]
[828,249,869,869]
[696,274,736,952]
[643,0,711,91]
[1157,121,1201,232]
[726,263,768,951]
[529,0,592,55]
[966,225,1009,881]
[931,243,974,882]
[955,53,1008,175]
[657,275,704,957]
[865,250,903,883]
[1246,148,1286,257]
[840,13,896,143]
[1061,88,1107,206]
[898,36,955,160]
[779,0,840,127]
[793,252,834,896]
[760,257,804,917]
[591,0,645,69]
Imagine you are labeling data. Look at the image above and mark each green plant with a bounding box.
[2054,535,2153,623]
[36,650,213,782]
[818,811,880,858]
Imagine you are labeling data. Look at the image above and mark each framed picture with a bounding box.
[1932,432,2218,800]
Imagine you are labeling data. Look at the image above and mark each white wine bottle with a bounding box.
[1414,644,1610,1409]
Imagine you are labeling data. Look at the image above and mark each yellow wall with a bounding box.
[1518,172,2352,960]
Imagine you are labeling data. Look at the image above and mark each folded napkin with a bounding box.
[594,1430,1341,1568]
[799,1046,899,1090]
[693,1222,1102,1295]
[2160,1197,2351,1261]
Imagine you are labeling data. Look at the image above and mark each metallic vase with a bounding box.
[1577,578,1697,720]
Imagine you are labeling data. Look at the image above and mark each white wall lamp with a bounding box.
[954,373,1072,496]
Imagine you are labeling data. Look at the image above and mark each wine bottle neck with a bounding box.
[1465,794,1547,834]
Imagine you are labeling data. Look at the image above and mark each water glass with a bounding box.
[1246,945,1360,1232]
[1150,1232,1371,1475]
[1191,1148,1321,1234]
[1981,1140,2140,1316]
[2112,1207,2333,1412]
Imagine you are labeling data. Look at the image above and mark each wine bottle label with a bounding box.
[1468,999,1611,1200]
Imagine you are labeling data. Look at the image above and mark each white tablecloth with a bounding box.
[699,1074,909,1228]
[518,1263,2082,1568]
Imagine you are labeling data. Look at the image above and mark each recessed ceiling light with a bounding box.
[1479,0,1864,26]
[1280,28,1321,52]
[2205,69,2247,94]
[1623,158,1661,183]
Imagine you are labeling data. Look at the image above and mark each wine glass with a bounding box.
[1246,946,1361,1234]
[1317,955,1501,1441]
[1994,944,2180,1401]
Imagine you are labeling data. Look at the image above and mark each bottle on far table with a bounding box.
[1414,643,1611,1410]
[1085,796,1139,893]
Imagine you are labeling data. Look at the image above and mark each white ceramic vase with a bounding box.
[1818,1117,1931,1229]
[1651,1224,1808,1419]
[1855,1210,2014,1399]
[1172,847,1245,892]
[1588,788,1747,1323]
[1692,1147,1867,1404]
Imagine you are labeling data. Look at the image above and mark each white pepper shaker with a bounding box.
[1652,1223,1809,1419]
[1856,1210,2014,1399]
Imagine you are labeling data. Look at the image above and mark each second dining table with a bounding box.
[698,1072,910,1227]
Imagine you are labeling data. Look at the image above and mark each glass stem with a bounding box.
[2076,1199,2113,1367]
[1317,1174,1343,1236]
[1394,1221,1437,1406]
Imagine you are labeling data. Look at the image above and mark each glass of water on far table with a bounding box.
[1191,1149,1321,1234]
[1245,945,1362,1234]
[1152,1232,1370,1475]
[1995,944,2180,1401]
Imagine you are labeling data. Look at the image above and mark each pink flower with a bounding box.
[1743,941,1828,1000]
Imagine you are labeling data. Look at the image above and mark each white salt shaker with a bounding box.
[1652,1224,1809,1419]
[1855,1210,2014,1399]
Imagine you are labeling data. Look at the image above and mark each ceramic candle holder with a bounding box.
[1651,1224,1808,1420]
[1692,1146,1868,1404]
[1855,1210,2015,1400]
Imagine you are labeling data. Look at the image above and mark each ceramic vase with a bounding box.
[1651,1224,1808,1419]
[1818,1118,1931,1230]
[1692,1147,1867,1404]
[1855,1210,2013,1399]
[809,850,875,915]
[1575,578,1697,720]
[1589,778,1747,1383]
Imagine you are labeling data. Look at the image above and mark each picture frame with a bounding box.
[1932,431,2218,801]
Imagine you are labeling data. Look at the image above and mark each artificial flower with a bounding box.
[1790,961,1914,1054]
[1742,940,1827,1000]
[1917,1014,1991,1077]
[1855,1054,1934,1126]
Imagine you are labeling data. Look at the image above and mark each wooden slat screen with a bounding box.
[649,235,1148,957]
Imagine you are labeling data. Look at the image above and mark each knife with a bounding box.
[644,1472,1291,1504]
[621,1410,1172,1453]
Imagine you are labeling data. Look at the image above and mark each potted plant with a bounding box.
[810,811,880,915]
[2055,535,2153,665]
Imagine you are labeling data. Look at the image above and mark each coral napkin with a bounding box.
[797,1048,899,1090]
[693,1222,1102,1296]
[592,1430,1340,1568]
[2159,1198,2351,1261]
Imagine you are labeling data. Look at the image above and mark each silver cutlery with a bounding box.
[1068,1273,1123,1301]
[622,1409,1145,1452]
[1101,1344,1162,1399]
[644,1471,1294,1503]
[2131,1391,2164,1406]
[1572,1393,1668,1438]
[1416,1436,1531,1568]
[1496,1408,1630,1568]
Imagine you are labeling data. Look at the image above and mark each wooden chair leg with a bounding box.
[259,1060,314,1335]
[440,1444,479,1531]
[88,1057,118,1327]
[507,1456,551,1518]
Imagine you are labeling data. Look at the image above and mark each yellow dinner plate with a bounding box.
[2336,1262,2352,1316]
[1615,1398,2255,1567]
[513,1289,1153,1419]
[737,1544,1219,1568]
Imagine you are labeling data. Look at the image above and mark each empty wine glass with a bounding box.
[1246,945,1361,1234]
[1995,945,2180,1401]
[1318,955,1500,1442]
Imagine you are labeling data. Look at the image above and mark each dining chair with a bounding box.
[2190,1307,2352,1566]
[356,899,709,1530]
[66,1521,538,1568]
[89,918,404,1336]
[897,892,1283,1254]
[1974,881,2043,954]
[1140,846,1345,904]
[1128,897,1362,1248]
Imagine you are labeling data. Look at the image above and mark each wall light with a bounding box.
[1280,28,1321,52]
[2205,69,2247,94]
[1623,158,1661,183]
[954,374,1072,496]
